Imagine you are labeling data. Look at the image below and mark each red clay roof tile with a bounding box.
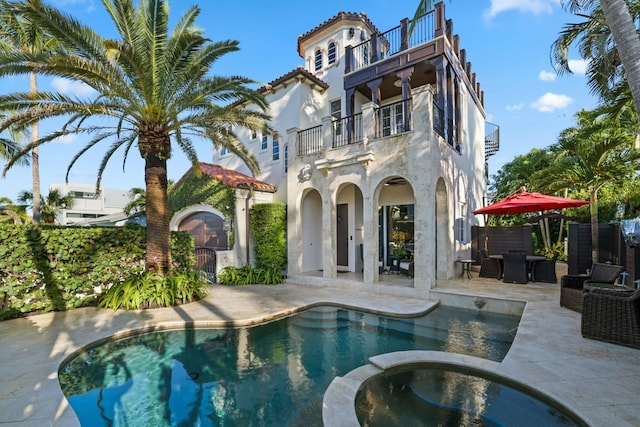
[197,162,276,193]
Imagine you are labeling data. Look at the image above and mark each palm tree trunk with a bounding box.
[557,216,565,245]
[600,0,640,115]
[30,71,41,226]
[590,189,599,264]
[145,155,171,275]
[539,218,550,248]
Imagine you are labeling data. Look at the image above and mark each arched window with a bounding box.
[314,48,322,71]
[328,42,336,64]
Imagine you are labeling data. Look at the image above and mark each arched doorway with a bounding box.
[301,189,323,273]
[178,211,229,250]
[336,183,364,273]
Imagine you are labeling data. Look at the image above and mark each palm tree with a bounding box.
[124,187,146,216]
[533,108,640,263]
[0,0,274,274]
[557,0,640,114]
[0,125,29,165]
[17,189,73,225]
[0,0,60,226]
[0,196,28,224]
[124,180,173,216]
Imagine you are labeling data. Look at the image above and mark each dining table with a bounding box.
[488,254,547,281]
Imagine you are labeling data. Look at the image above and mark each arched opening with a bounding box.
[301,189,323,273]
[178,211,228,251]
[378,177,415,276]
[336,183,364,273]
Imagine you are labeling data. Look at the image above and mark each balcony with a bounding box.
[297,99,413,157]
[296,101,499,160]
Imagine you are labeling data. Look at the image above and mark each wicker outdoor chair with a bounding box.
[478,249,501,279]
[502,252,529,284]
[582,288,640,349]
[560,263,625,313]
[531,254,558,283]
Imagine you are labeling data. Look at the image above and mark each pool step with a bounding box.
[289,307,350,329]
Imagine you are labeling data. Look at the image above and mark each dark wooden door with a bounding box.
[337,204,349,266]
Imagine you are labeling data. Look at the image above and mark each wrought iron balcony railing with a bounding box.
[333,113,363,148]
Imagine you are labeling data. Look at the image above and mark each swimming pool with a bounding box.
[58,305,520,426]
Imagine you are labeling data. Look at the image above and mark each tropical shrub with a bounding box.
[98,269,208,310]
[217,265,284,285]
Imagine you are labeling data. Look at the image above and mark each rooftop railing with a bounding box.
[347,11,436,73]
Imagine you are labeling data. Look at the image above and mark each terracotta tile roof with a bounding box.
[179,162,276,193]
[297,11,380,57]
[260,67,329,93]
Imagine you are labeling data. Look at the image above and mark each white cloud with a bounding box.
[530,92,573,112]
[484,0,560,19]
[53,134,77,144]
[568,59,587,75]
[50,78,95,97]
[506,103,524,111]
[539,70,556,81]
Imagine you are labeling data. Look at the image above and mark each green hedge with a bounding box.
[0,224,194,319]
[250,202,287,270]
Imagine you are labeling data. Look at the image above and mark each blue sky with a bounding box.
[0,0,598,202]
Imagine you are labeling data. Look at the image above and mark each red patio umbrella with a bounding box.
[473,190,589,215]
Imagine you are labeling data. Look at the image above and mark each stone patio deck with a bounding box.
[1,265,638,426]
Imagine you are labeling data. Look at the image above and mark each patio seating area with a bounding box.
[1,264,640,426]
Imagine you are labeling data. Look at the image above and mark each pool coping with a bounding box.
[322,351,590,427]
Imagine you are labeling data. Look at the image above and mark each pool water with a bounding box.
[355,364,586,427]
[58,305,520,426]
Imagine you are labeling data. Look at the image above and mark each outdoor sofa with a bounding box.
[560,262,625,313]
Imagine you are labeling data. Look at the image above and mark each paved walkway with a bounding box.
[1,268,639,426]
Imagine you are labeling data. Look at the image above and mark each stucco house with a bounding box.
[171,2,499,296]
